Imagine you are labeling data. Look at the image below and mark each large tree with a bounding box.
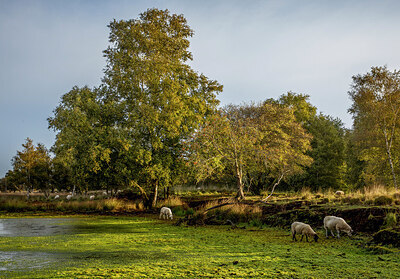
[187,102,313,200]
[291,114,346,190]
[49,9,222,206]
[102,9,222,206]
[349,66,400,188]
[48,86,112,194]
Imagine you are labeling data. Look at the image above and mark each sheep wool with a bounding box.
[324,216,353,238]
[159,207,173,220]
[335,191,345,196]
[291,222,319,242]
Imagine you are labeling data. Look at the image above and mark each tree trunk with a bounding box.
[262,173,284,202]
[152,181,158,208]
[387,150,397,189]
[383,127,398,188]
[26,187,31,200]
[235,159,245,200]
[236,176,245,200]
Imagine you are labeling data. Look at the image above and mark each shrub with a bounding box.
[249,218,263,228]
[373,228,400,247]
[383,212,397,228]
[172,206,187,217]
[116,189,142,200]
[374,196,393,206]
[186,208,195,216]
[347,197,362,205]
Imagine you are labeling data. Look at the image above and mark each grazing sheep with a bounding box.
[335,190,344,196]
[54,195,60,200]
[103,191,107,195]
[291,222,319,242]
[324,216,353,238]
[159,207,173,220]
[89,195,95,200]
[66,194,73,200]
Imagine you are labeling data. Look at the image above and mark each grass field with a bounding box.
[0,216,399,278]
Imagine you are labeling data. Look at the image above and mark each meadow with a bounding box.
[1,216,399,278]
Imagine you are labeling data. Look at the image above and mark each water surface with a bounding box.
[0,218,77,272]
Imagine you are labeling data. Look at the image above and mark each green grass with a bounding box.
[0,216,399,278]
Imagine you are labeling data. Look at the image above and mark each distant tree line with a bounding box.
[2,9,400,203]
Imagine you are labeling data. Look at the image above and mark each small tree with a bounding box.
[349,66,400,188]
[187,102,312,200]
[12,138,52,198]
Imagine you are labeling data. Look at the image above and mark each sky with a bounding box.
[1,0,400,177]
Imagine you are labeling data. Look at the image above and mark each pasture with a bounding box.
[0,216,399,278]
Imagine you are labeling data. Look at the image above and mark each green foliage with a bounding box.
[349,66,400,187]
[48,9,222,206]
[291,114,347,190]
[188,101,313,199]
[374,195,394,205]
[277,91,317,124]
[344,130,365,189]
[373,228,400,247]
[10,138,52,198]
[383,212,397,228]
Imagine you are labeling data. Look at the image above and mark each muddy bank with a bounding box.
[187,199,399,234]
[260,203,398,233]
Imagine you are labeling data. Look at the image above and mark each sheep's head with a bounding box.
[313,234,319,242]
[344,227,353,236]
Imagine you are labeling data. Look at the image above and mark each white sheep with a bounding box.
[291,222,319,242]
[89,195,95,200]
[103,191,108,195]
[323,216,353,238]
[66,194,73,200]
[54,195,60,200]
[335,190,344,196]
[159,207,173,220]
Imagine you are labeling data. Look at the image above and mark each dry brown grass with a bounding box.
[289,185,400,206]
[158,196,186,208]
[201,198,262,221]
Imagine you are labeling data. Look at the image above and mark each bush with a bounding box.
[116,189,142,200]
[374,196,393,206]
[344,197,362,205]
[373,228,400,247]
[383,212,397,228]
[249,218,263,228]
[172,206,187,217]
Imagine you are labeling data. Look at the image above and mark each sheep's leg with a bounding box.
[292,233,297,241]
[331,229,335,237]
[306,235,309,242]
[300,235,304,242]
[325,227,329,238]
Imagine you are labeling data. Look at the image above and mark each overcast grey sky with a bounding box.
[1,0,400,177]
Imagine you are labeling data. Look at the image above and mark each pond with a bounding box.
[0,218,77,272]
[0,218,75,237]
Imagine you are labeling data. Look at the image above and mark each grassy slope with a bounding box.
[0,216,399,278]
